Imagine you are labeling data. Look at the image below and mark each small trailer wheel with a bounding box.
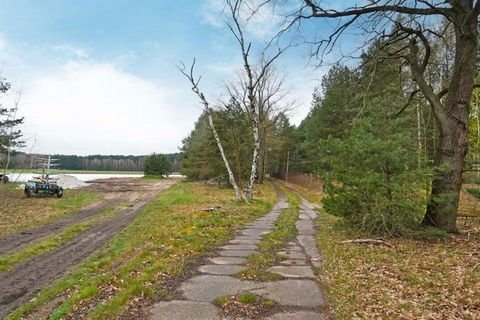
[24,188,32,198]
[56,189,64,198]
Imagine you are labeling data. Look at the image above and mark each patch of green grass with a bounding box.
[142,175,167,180]
[237,186,299,281]
[8,182,276,320]
[0,206,118,271]
[0,184,102,236]
[213,296,229,306]
[237,292,258,304]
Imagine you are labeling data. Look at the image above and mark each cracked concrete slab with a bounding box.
[150,300,220,320]
[234,235,262,241]
[267,266,315,278]
[181,275,260,301]
[198,264,246,275]
[220,244,258,250]
[296,220,315,235]
[279,259,307,266]
[241,229,269,236]
[229,239,260,245]
[297,235,322,267]
[252,280,324,307]
[218,250,256,257]
[208,257,246,265]
[278,251,307,260]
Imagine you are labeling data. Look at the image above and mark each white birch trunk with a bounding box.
[416,103,423,169]
[246,112,260,200]
[178,59,246,202]
[206,110,244,201]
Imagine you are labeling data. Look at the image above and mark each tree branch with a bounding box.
[407,38,448,125]
[394,89,420,117]
[304,0,449,17]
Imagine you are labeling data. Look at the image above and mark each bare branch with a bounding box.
[304,0,450,17]
[394,89,420,117]
[176,58,246,202]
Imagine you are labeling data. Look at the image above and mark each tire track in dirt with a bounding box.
[0,179,177,319]
[0,198,120,255]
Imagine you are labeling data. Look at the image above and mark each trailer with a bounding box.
[24,155,64,198]
[24,175,63,198]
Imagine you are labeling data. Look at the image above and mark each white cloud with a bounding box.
[52,45,89,59]
[20,61,199,155]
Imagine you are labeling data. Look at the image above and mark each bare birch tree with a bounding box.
[225,0,290,200]
[177,60,246,201]
[225,64,295,183]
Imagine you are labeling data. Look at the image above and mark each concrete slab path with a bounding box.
[149,189,327,320]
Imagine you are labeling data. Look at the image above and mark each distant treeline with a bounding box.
[2,152,182,172]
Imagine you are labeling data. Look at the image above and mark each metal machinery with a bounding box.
[24,155,64,198]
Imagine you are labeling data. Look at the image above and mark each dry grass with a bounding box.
[0,184,102,236]
[317,214,480,319]
[8,181,277,320]
[282,180,323,204]
[285,180,480,320]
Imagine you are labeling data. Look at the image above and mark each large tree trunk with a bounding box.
[422,121,467,232]
[422,11,478,232]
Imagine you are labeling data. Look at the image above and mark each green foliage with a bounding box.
[181,105,295,184]
[296,38,432,236]
[289,65,364,174]
[465,75,480,182]
[144,153,171,177]
[3,153,183,172]
[321,119,429,236]
[181,106,253,184]
[0,78,24,154]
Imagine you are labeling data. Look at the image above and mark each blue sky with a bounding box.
[0,0,360,155]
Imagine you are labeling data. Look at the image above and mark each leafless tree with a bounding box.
[274,0,480,232]
[177,59,246,201]
[225,0,291,200]
[225,63,295,183]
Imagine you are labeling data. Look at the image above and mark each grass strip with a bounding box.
[8,182,276,320]
[237,186,300,281]
[0,206,118,271]
[0,184,102,237]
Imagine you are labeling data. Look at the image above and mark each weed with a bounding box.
[7,182,276,320]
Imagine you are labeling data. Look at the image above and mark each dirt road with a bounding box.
[0,178,177,318]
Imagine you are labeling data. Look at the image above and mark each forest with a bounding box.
[1,152,182,172]
[180,1,480,236]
